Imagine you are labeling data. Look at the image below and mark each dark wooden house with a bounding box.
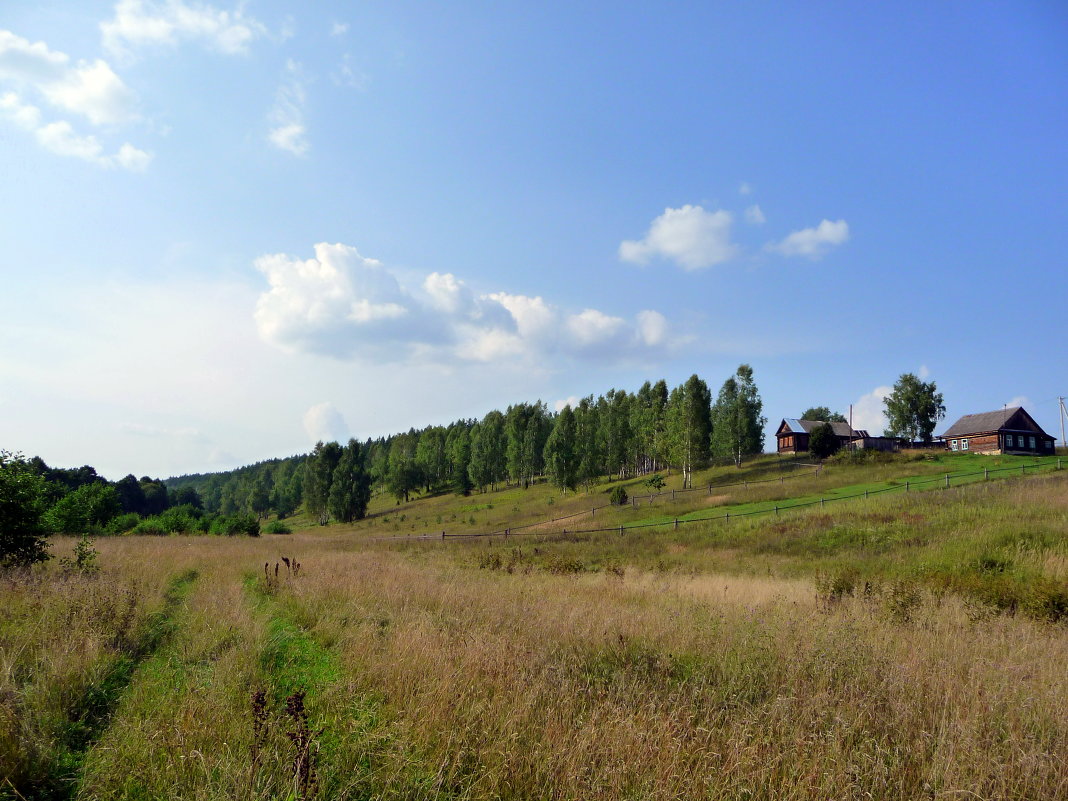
[940,407,1056,455]
[776,419,866,454]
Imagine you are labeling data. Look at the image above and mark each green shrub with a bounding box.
[264,519,292,535]
[105,512,140,534]
[609,486,628,506]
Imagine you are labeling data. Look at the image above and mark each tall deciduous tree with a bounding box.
[665,375,712,488]
[883,373,945,443]
[328,439,373,523]
[303,441,342,524]
[544,405,579,492]
[711,364,767,467]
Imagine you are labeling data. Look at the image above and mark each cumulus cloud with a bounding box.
[554,396,581,412]
[254,242,677,366]
[101,0,266,58]
[620,204,739,271]
[851,385,892,435]
[0,31,149,169]
[1007,395,1030,410]
[303,402,349,443]
[769,218,850,259]
[267,59,308,156]
[744,204,765,224]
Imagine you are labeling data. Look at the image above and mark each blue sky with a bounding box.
[1,1,1066,479]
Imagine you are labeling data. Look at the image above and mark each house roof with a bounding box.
[779,419,861,438]
[941,407,1052,438]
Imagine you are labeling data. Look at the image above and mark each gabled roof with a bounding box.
[778,419,860,438]
[941,407,1052,438]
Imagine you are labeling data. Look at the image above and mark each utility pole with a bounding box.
[1060,397,1067,448]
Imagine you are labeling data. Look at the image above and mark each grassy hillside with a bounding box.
[2,453,1067,799]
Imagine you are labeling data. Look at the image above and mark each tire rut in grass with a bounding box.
[15,569,199,801]
[242,574,422,800]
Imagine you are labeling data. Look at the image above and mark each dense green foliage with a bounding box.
[0,451,51,568]
[808,422,841,459]
[884,372,946,443]
[800,406,847,423]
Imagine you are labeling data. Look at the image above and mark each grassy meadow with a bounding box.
[2,452,1068,799]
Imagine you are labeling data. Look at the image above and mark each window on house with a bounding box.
[1029,436,1036,449]
[951,439,958,451]
[1005,435,1014,448]
[962,438,969,450]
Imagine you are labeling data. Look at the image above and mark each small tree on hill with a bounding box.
[808,423,841,459]
[883,373,946,443]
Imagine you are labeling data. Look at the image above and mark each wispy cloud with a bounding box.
[101,0,266,58]
[768,218,850,259]
[330,21,349,37]
[744,204,765,224]
[620,204,739,271]
[267,59,308,157]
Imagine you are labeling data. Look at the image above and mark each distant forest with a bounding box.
[165,364,768,525]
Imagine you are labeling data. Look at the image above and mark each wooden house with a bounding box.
[940,407,1056,455]
[776,419,865,454]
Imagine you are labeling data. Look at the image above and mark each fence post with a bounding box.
[708,484,712,495]
[725,512,729,522]
[984,468,989,480]
[821,497,825,508]
[591,508,595,517]
[865,489,868,499]
[744,481,748,490]
[441,530,445,540]
[1021,464,1026,475]
[672,489,676,500]
[905,480,909,492]
[945,474,950,488]
[774,505,778,515]
[674,518,678,530]
[505,528,509,537]
[631,497,636,508]
[619,525,623,536]
[780,476,784,485]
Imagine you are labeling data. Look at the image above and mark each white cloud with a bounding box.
[917,364,930,379]
[636,310,668,347]
[254,242,416,357]
[554,396,580,412]
[566,308,625,348]
[851,385,892,435]
[303,402,349,444]
[0,31,148,168]
[101,0,266,58]
[1,92,151,170]
[267,59,308,156]
[330,22,349,37]
[254,242,675,366]
[0,30,139,125]
[744,204,765,225]
[1007,395,1029,410]
[769,218,850,259]
[739,182,752,195]
[620,204,739,271]
[423,272,470,314]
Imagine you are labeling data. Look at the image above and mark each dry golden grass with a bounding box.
[2,471,1067,799]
